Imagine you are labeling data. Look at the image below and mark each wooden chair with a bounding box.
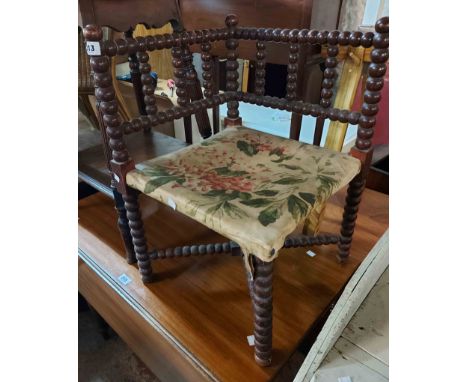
[83,15,389,367]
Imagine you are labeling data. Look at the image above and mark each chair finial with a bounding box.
[225,14,239,28]
[83,24,103,41]
[375,17,389,34]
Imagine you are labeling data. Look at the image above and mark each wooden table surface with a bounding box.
[78,188,388,381]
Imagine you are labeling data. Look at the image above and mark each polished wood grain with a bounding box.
[179,0,316,64]
[79,0,184,31]
[78,187,388,381]
[81,17,389,367]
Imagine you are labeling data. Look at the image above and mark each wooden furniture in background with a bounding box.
[83,15,389,366]
[78,26,99,129]
[79,187,389,381]
[178,0,343,140]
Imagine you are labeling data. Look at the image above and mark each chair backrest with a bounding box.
[83,14,388,193]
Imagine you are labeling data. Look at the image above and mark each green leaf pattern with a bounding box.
[127,127,360,230]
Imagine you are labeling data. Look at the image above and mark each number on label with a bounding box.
[85,41,101,56]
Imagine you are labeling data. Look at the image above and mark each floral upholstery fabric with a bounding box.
[126,126,361,265]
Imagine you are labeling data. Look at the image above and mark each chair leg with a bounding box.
[112,187,136,264]
[250,255,274,367]
[338,173,366,261]
[122,189,154,283]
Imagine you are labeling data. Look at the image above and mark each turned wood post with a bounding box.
[224,14,242,127]
[338,17,389,260]
[313,30,339,146]
[136,46,158,121]
[254,34,267,96]
[171,45,193,143]
[83,26,136,263]
[123,189,154,283]
[201,36,214,98]
[249,256,274,367]
[124,29,149,127]
[84,25,154,281]
[286,29,307,141]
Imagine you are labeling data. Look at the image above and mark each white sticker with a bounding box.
[337,377,352,382]
[167,197,177,210]
[306,250,316,258]
[247,335,255,346]
[86,41,101,56]
[114,174,120,182]
[118,273,132,285]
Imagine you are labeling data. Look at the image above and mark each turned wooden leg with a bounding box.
[112,187,136,264]
[122,189,154,283]
[338,173,366,261]
[250,255,274,367]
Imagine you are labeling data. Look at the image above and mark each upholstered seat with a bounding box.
[127,126,360,262]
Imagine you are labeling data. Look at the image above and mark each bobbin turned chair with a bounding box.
[84,15,389,367]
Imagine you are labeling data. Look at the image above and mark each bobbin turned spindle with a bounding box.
[224,14,242,127]
[339,17,389,261]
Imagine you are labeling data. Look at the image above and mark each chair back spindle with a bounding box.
[172,47,188,106]
[136,51,158,118]
[201,37,213,98]
[255,39,267,96]
[286,31,300,101]
[313,30,339,145]
[225,15,241,126]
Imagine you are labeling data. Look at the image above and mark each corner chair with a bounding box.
[83,14,389,366]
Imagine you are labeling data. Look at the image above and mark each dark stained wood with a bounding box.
[224,15,241,125]
[212,56,220,134]
[112,187,136,263]
[85,25,135,194]
[251,256,274,367]
[201,39,214,98]
[123,189,154,283]
[313,31,339,146]
[136,48,159,135]
[82,16,389,367]
[254,40,267,96]
[171,45,193,144]
[179,0,316,64]
[356,18,389,152]
[338,173,367,260]
[78,187,389,381]
[119,93,362,135]
[79,0,184,31]
[148,233,340,261]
